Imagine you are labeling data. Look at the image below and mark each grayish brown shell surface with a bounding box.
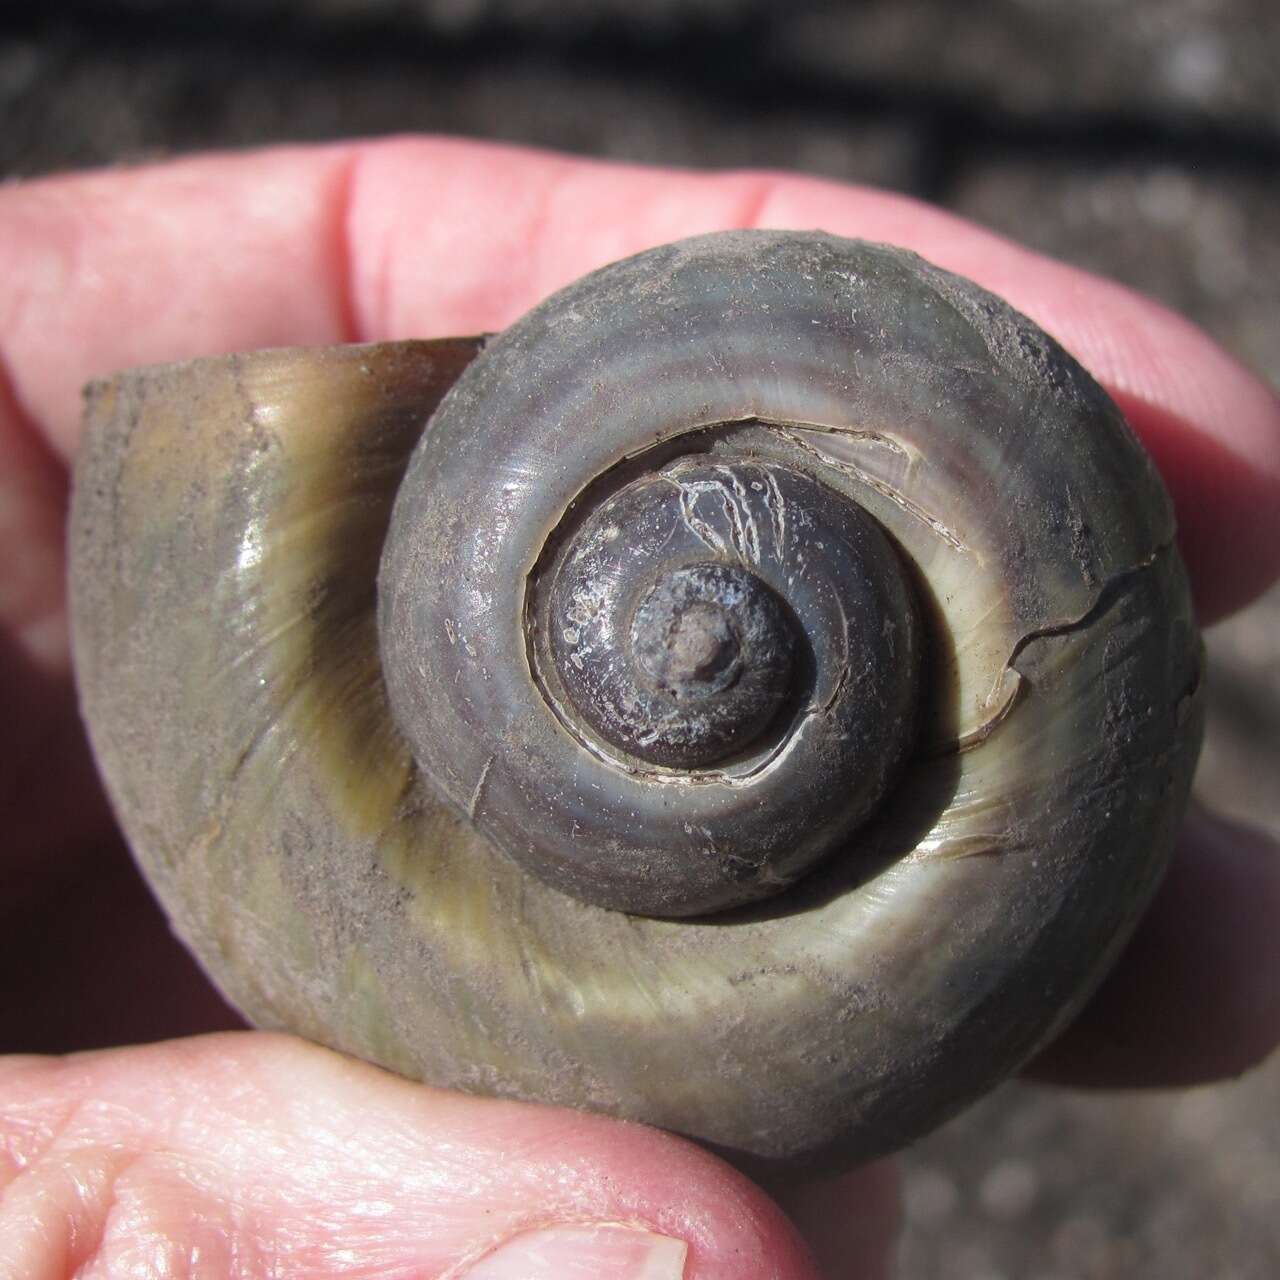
[69,231,1204,1173]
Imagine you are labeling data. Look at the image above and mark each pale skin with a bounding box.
[1,137,1279,1279]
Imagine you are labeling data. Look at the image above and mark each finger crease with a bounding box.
[327,145,364,346]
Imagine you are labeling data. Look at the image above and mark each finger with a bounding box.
[1030,806,1280,1087]
[0,1033,829,1280]
[3,138,1277,622]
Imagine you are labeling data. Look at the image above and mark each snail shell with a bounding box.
[70,231,1203,1172]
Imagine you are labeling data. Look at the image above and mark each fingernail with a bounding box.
[461,1221,687,1278]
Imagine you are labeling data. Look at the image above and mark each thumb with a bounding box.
[0,1032,826,1279]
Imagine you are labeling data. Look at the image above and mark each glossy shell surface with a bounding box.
[70,232,1203,1172]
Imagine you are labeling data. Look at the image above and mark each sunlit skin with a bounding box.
[2,137,1278,1279]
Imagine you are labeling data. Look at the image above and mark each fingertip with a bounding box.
[0,142,359,456]
[0,1033,821,1280]
[1112,387,1280,622]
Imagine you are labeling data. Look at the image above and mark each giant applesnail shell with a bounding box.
[70,231,1204,1172]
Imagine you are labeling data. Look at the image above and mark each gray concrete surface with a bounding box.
[3,2,1276,1275]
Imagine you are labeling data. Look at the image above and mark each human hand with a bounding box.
[2,138,1278,1279]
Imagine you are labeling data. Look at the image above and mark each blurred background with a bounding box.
[3,2,1276,1276]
